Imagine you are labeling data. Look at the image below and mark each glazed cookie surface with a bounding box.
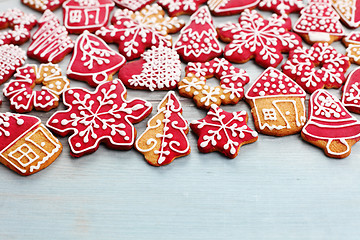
[0,44,26,84]
[208,0,260,16]
[343,32,360,65]
[341,67,360,114]
[332,0,360,28]
[21,0,65,12]
[158,0,206,17]
[258,0,304,15]
[112,0,155,11]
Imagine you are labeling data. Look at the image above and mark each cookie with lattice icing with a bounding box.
[341,67,360,114]
[0,44,26,85]
[343,32,360,65]
[118,45,181,91]
[21,0,66,12]
[0,112,62,176]
[332,0,360,28]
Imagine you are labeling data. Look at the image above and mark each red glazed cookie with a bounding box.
[0,9,37,46]
[173,6,222,62]
[302,89,360,158]
[136,91,190,166]
[208,0,259,16]
[282,42,350,94]
[3,63,70,113]
[113,0,155,11]
[341,67,360,114]
[293,0,345,45]
[63,0,115,34]
[245,67,306,136]
[96,4,184,60]
[190,105,258,159]
[158,0,206,17]
[343,32,360,65]
[332,0,360,28]
[258,0,304,15]
[0,112,62,176]
[27,10,74,63]
[0,44,26,85]
[217,9,302,68]
[21,0,65,12]
[118,45,181,91]
[178,58,250,109]
[46,79,153,157]
[67,30,126,87]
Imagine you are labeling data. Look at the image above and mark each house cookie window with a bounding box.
[262,108,277,121]
[8,144,39,167]
[70,10,82,23]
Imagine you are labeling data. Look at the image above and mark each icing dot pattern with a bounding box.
[158,0,206,17]
[332,0,360,28]
[112,0,155,11]
[258,0,304,15]
[343,32,360,65]
[0,44,26,84]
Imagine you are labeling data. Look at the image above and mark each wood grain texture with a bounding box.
[1,1,360,239]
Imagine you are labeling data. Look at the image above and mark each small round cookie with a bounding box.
[0,44,26,85]
[343,32,360,65]
[302,89,360,159]
[258,0,304,15]
[178,58,250,110]
[282,42,350,94]
[341,67,360,114]
[112,0,155,11]
[0,112,62,176]
[190,104,258,159]
[3,63,70,113]
[158,0,207,17]
[332,0,360,28]
[21,0,65,12]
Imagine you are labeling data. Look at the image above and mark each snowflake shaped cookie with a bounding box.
[258,0,304,15]
[46,79,153,157]
[112,0,155,11]
[178,58,250,109]
[217,9,302,68]
[118,45,181,91]
[342,67,360,114]
[191,105,258,158]
[22,0,66,12]
[0,44,26,85]
[282,42,350,93]
[96,4,184,60]
[343,32,360,65]
[158,0,207,17]
[67,31,126,87]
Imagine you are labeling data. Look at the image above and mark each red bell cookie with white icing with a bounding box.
[293,0,345,45]
[27,10,74,63]
[118,45,180,91]
[173,6,223,63]
[3,63,70,113]
[302,89,360,158]
[245,67,306,136]
[112,0,155,11]
[258,0,304,15]
[343,32,360,65]
[190,105,258,159]
[0,9,37,46]
[136,91,190,166]
[217,9,302,68]
[282,42,350,94]
[46,79,153,157]
[21,0,65,12]
[0,112,62,176]
[178,58,250,110]
[96,4,184,60]
[67,31,126,87]
[341,67,360,114]
[63,0,115,34]
[332,0,360,28]
[0,44,26,85]
[158,0,206,17]
[208,0,259,16]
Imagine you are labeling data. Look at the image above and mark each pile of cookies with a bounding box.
[0,0,360,176]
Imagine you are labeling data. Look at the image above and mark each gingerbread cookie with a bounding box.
[112,0,155,11]
[282,42,350,94]
[217,9,302,68]
[96,4,184,60]
[293,0,345,45]
[21,0,65,12]
[136,91,190,166]
[3,63,70,113]
[302,89,360,159]
[190,105,258,159]
[28,10,74,63]
[118,45,181,91]
[208,0,259,16]
[173,6,222,62]
[0,9,37,46]
[63,0,115,34]
[332,0,360,28]
[46,79,152,157]
[0,112,62,176]
[245,67,306,136]
[178,58,250,110]
[0,44,26,85]
[258,0,304,15]
[343,32,360,65]
[341,67,360,114]
[158,0,206,17]
[67,31,126,87]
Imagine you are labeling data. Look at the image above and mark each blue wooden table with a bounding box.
[1,1,360,239]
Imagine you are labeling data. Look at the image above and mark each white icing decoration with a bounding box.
[113,0,153,11]
[158,0,199,15]
[22,0,62,11]
[332,0,360,28]
[208,0,260,14]
[0,44,26,82]
[258,0,304,14]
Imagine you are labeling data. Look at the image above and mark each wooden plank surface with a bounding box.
[1,1,360,239]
